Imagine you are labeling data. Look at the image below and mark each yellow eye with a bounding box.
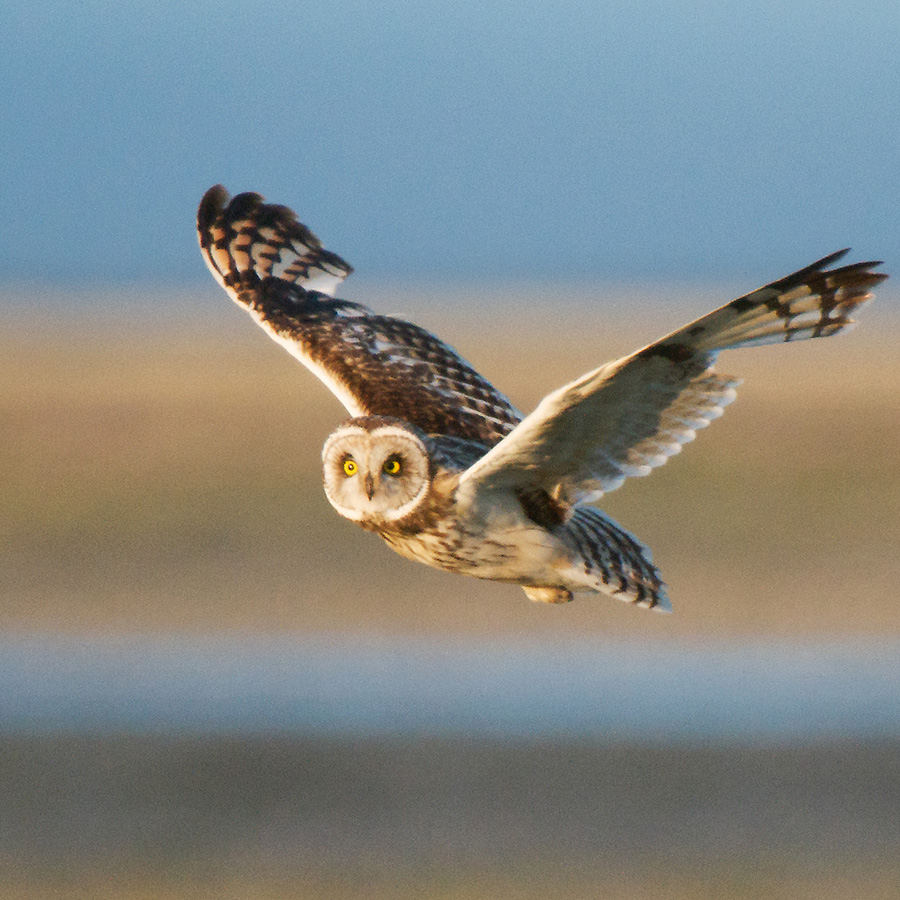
[382,457,402,476]
[342,458,358,477]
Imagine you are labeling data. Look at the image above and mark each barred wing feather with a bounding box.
[198,186,521,447]
[460,250,886,503]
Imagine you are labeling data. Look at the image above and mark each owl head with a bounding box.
[322,417,432,526]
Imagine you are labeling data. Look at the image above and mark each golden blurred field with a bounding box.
[2,282,899,637]
[2,283,900,899]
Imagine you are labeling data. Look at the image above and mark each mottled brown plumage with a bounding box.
[198,186,520,447]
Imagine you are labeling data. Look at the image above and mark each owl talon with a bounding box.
[522,586,574,604]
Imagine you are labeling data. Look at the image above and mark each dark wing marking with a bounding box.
[460,251,886,503]
[667,248,887,350]
[566,506,670,610]
[198,186,521,446]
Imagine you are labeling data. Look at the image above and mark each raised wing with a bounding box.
[460,250,887,503]
[198,186,520,446]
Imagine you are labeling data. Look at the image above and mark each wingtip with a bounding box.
[804,250,890,281]
[197,184,230,233]
[813,248,851,269]
[802,247,851,275]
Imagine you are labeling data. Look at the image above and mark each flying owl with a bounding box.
[197,185,886,612]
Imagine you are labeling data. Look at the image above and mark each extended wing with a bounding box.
[198,186,521,446]
[460,250,887,504]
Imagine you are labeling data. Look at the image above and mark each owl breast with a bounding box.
[378,489,567,584]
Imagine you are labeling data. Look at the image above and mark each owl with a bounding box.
[198,185,887,612]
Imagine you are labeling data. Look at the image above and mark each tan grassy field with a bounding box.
[2,283,899,637]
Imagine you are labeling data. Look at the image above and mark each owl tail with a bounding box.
[563,506,671,612]
[658,250,886,354]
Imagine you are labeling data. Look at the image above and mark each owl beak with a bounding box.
[364,472,375,501]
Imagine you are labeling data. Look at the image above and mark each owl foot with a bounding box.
[522,586,573,604]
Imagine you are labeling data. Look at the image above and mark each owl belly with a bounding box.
[378,511,572,586]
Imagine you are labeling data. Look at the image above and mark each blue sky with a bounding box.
[2,0,898,285]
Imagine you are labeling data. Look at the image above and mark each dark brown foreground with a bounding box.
[3,735,899,899]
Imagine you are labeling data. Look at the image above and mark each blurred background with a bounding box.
[2,1,899,897]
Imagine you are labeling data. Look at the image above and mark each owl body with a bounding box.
[383,486,563,585]
[322,415,663,605]
[380,478,659,606]
[198,185,887,613]
[320,417,540,577]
